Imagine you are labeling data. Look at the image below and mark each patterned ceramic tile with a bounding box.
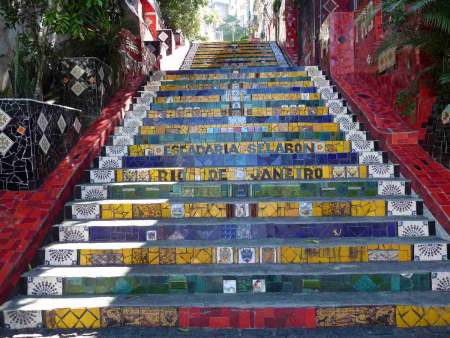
[27,276,63,296]
[46,307,100,329]
[238,247,257,264]
[171,204,184,218]
[431,272,450,291]
[396,306,450,327]
[387,200,416,216]
[216,247,233,264]
[80,185,108,200]
[3,310,43,329]
[59,226,89,242]
[234,203,249,217]
[45,248,77,266]
[223,280,237,293]
[72,203,100,220]
[378,181,405,196]
[414,243,447,261]
[368,164,395,178]
[252,279,266,293]
[90,170,115,183]
[99,156,122,169]
[398,221,429,237]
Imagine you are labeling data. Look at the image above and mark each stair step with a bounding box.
[93,152,387,170]
[55,217,433,242]
[64,197,423,221]
[74,179,411,201]
[86,164,400,184]
[39,237,448,267]
[23,262,450,296]
[112,131,351,146]
[103,140,376,157]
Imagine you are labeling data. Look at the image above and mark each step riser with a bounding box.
[3,304,450,330]
[65,200,423,221]
[75,181,411,201]
[112,132,352,146]
[57,220,433,243]
[95,152,386,170]
[88,165,400,184]
[42,243,449,267]
[104,140,376,156]
[26,273,432,296]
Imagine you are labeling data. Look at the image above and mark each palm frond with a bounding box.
[440,72,450,84]
[410,0,437,11]
[423,10,450,34]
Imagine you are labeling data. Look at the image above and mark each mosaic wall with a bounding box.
[0,99,82,190]
[60,57,114,126]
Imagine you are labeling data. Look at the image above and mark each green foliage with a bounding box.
[380,0,450,100]
[158,0,207,40]
[219,15,247,42]
[0,0,123,99]
[273,0,282,14]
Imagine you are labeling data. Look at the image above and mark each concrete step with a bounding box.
[2,291,449,329]
[73,179,411,202]
[54,216,435,242]
[92,152,387,170]
[103,140,377,157]
[86,164,400,184]
[110,130,352,146]
[23,261,450,296]
[64,196,423,221]
[38,237,448,267]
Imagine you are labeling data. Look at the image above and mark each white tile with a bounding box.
[378,181,405,196]
[216,247,234,264]
[146,230,157,241]
[0,132,14,156]
[90,169,115,183]
[38,135,50,154]
[223,280,236,293]
[238,247,256,264]
[414,243,447,261]
[368,164,395,178]
[105,145,128,157]
[398,221,429,237]
[72,203,100,220]
[359,151,384,164]
[252,279,266,293]
[112,135,134,146]
[37,112,48,132]
[387,200,416,216]
[0,107,12,131]
[99,156,122,169]
[234,203,249,218]
[59,226,89,242]
[299,202,312,216]
[431,272,450,291]
[44,248,77,266]
[27,276,63,296]
[171,204,184,218]
[4,310,43,329]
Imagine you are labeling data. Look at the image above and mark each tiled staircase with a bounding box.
[1,42,449,331]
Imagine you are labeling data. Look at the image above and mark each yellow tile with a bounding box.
[47,308,100,329]
[351,200,385,217]
[101,204,133,220]
[396,306,450,328]
[176,247,194,264]
[280,247,304,263]
[192,248,214,264]
[148,248,160,265]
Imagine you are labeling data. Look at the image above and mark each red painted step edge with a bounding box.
[0,75,144,304]
[334,74,450,233]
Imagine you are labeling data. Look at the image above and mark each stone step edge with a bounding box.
[54,215,433,228]
[2,292,450,312]
[23,261,450,278]
[41,236,447,250]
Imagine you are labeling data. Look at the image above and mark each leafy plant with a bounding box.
[158,0,207,40]
[380,0,450,99]
[0,0,123,100]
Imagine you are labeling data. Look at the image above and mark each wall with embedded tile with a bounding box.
[0,99,82,190]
